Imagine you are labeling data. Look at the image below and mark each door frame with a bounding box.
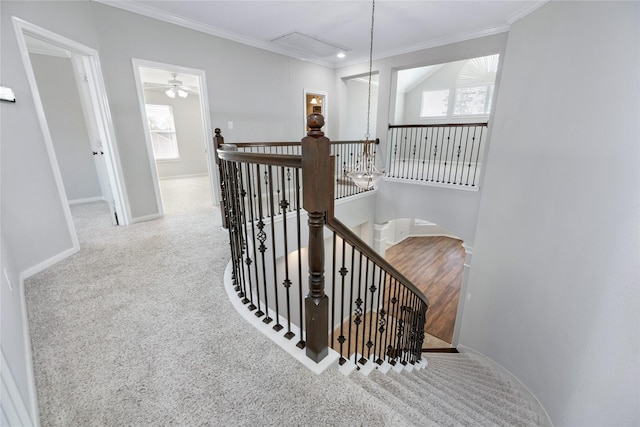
[131,58,218,215]
[303,89,328,135]
[12,17,130,228]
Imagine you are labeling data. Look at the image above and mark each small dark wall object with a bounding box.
[0,86,16,103]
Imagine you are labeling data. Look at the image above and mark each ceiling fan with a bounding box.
[144,73,197,98]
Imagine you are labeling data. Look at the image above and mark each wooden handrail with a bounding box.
[389,123,488,129]
[215,116,427,366]
[324,216,429,307]
[232,139,379,148]
[217,146,302,168]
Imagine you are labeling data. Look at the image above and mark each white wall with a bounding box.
[339,77,378,140]
[336,33,507,245]
[458,2,640,426]
[30,53,102,201]
[143,89,208,179]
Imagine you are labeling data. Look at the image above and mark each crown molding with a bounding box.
[506,0,550,25]
[336,24,510,70]
[93,0,546,70]
[92,0,335,68]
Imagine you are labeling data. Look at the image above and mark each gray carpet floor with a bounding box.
[25,176,547,426]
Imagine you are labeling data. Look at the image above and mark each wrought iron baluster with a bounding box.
[472,125,484,187]
[417,128,426,181]
[447,126,457,184]
[295,169,305,349]
[243,163,258,311]
[330,232,337,349]
[337,237,348,363]
[255,164,269,320]
[280,167,293,338]
[353,251,364,365]
[362,257,377,360]
[372,268,385,364]
[267,166,280,328]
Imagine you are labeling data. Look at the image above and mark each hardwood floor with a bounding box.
[385,236,465,344]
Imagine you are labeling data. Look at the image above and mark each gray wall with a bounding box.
[89,1,336,219]
[30,53,102,201]
[458,2,639,426]
[143,89,207,179]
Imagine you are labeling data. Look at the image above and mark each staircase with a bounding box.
[348,352,551,426]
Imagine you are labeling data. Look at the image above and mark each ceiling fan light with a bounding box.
[177,89,188,98]
[165,88,176,98]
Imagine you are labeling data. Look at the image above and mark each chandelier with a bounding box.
[347,0,384,190]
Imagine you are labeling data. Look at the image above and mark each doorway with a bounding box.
[303,89,327,133]
[132,60,217,216]
[13,18,129,239]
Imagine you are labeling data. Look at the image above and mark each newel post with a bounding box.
[301,113,331,362]
[213,128,230,229]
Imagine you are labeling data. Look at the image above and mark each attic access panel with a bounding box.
[271,32,348,59]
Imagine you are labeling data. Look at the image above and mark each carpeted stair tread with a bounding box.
[350,370,464,426]
[410,368,540,426]
[365,369,499,426]
[423,365,533,407]
[387,371,508,426]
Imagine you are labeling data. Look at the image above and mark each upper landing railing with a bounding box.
[387,123,488,188]
[226,138,380,201]
[215,114,428,368]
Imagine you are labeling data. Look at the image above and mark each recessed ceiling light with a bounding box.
[337,52,346,59]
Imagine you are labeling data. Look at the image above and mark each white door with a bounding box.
[71,54,119,224]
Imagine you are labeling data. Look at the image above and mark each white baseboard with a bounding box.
[1,350,35,427]
[158,173,208,180]
[130,213,162,224]
[68,196,107,205]
[21,245,79,280]
[223,262,340,375]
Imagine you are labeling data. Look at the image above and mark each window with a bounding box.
[145,104,179,160]
[414,54,499,119]
[420,89,449,117]
[454,85,494,116]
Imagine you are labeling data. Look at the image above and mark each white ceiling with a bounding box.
[98,0,548,68]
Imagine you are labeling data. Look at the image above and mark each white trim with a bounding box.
[21,247,79,280]
[130,213,163,224]
[303,89,328,135]
[12,17,130,226]
[93,0,514,70]
[1,351,36,427]
[94,0,337,68]
[68,196,107,205]
[132,58,218,214]
[506,0,550,25]
[12,17,81,253]
[223,262,340,375]
[158,173,208,180]
[383,176,480,192]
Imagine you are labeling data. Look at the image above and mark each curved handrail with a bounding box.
[324,216,429,308]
